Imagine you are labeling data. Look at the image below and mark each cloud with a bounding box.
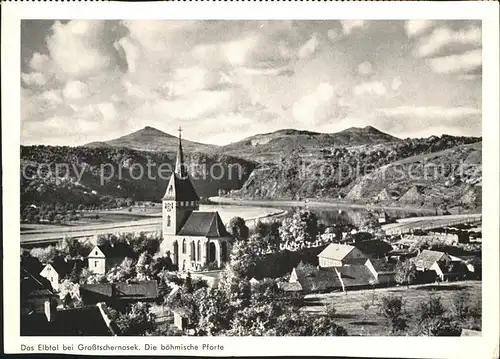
[377,105,481,118]
[46,20,118,79]
[426,48,482,74]
[415,25,481,58]
[63,80,90,100]
[357,61,373,76]
[293,82,339,125]
[327,29,339,42]
[298,33,319,58]
[391,77,402,91]
[354,81,387,96]
[405,20,435,38]
[29,53,51,72]
[340,20,365,35]
[21,72,47,87]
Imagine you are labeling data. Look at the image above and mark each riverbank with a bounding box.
[209,197,438,214]
[20,204,286,245]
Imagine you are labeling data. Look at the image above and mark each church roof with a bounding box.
[162,129,199,201]
[162,174,200,201]
[178,212,230,237]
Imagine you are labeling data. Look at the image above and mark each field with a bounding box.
[302,280,481,336]
[20,205,285,245]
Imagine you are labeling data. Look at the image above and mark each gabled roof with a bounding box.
[278,282,303,292]
[414,249,447,269]
[45,258,73,277]
[369,258,396,273]
[21,305,114,336]
[335,265,376,288]
[115,280,158,300]
[293,267,343,292]
[178,212,230,237]
[89,242,135,259]
[162,174,200,201]
[318,243,356,261]
[20,267,54,298]
[80,281,158,302]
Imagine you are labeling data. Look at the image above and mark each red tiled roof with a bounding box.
[318,243,355,261]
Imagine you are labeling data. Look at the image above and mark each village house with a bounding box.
[87,242,135,275]
[317,243,367,268]
[159,129,233,272]
[21,299,116,336]
[20,267,57,316]
[39,257,77,291]
[414,249,452,281]
[79,280,158,306]
[364,258,397,285]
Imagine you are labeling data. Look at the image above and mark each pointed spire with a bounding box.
[175,126,187,178]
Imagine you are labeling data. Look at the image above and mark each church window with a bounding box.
[197,241,201,261]
[167,215,171,227]
[182,239,186,254]
[94,261,98,267]
[168,186,173,194]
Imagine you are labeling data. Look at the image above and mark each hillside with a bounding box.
[85,126,216,153]
[345,141,482,210]
[218,126,401,162]
[230,134,482,210]
[20,145,255,215]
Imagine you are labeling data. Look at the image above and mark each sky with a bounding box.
[21,20,482,146]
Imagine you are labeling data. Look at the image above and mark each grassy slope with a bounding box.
[303,280,481,336]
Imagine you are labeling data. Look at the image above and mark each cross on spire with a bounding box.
[178,126,183,139]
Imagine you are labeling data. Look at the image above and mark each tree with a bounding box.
[114,302,156,336]
[228,217,249,241]
[279,210,318,250]
[58,279,82,308]
[136,252,153,281]
[378,295,408,335]
[394,260,417,288]
[417,294,461,336]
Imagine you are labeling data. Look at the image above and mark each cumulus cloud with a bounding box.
[21,72,47,87]
[426,48,482,74]
[298,33,319,58]
[354,81,387,96]
[46,20,116,79]
[327,29,339,42]
[405,20,435,38]
[357,61,373,76]
[391,77,402,91]
[415,25,481,58]
[63,80,90,100]
[293,83,343,125]
[340,20,365,35]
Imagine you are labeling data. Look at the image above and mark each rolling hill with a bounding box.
[219,126,401,162]
[85,126,216,153]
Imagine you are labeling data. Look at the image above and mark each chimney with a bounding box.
[44,299,57,323]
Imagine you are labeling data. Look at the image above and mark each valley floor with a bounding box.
[20,205,285,245]
[302,280,482,336]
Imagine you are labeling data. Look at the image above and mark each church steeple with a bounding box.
[175,127,187,178]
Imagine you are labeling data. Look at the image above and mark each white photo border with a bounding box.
[2,1,499,358]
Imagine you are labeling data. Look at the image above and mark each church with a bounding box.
[160,130,233,272]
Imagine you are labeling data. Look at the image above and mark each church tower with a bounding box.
[162,128,200,236]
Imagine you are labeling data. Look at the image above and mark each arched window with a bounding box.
[182,239,186,254]
[197,241,201,261]
[190,241,195,260]
[167,215,171,227]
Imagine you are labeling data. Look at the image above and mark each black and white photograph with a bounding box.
[2,1,499,357]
